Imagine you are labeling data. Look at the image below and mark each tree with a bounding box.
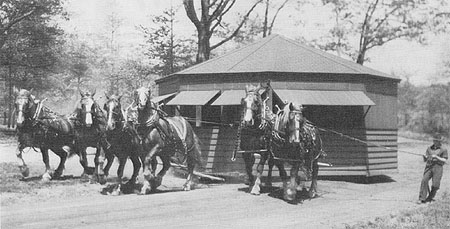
[141,7,196,76]
[0,0,64,49]
[411,84,450,134]
[183,0,262,63]
[0,0,65,126]
[262,0,290,37]
[320,0,450,65]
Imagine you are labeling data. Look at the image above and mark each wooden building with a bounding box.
[155,35,400,177]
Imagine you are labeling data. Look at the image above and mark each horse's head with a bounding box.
[286,102,305,143]
[134,87,151,111]
[78,90,97,128]
[241,84,263,127]
[14,88,35,127]
[104,94,123,131]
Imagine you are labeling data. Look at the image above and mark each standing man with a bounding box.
[418,135,448,204]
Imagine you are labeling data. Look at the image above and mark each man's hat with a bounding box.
[432,134,446,142]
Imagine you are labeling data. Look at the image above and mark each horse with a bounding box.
[134,87,202,194]
[238,84,324,201]
[72,90,109,184]
[276,102,324,201]
[103,94,142,193]
[14,88,81,181]
[237,84,287,195]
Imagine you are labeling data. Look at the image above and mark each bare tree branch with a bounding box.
[210,0,262,50]
[183,0,201,29]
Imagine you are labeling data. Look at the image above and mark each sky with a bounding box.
[59,0,450,85]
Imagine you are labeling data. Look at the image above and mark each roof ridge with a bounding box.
[175,36,275,75]
[226,35,278,71]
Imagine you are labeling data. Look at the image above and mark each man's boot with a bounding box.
[426,186,439,202]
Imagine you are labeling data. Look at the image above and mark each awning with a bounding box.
[151,92,177,103]
[211,90,245,106]
[274,90,375,106]
[166,90,220,105]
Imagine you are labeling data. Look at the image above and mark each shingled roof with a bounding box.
[172,34,398,81]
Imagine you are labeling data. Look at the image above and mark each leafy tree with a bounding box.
[397,77,420,127]
[0,0,65,125]
[140,7,196,76]
[183,0,262,63]
[407,84,450,135]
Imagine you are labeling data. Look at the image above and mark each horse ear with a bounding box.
[92,89,96,97]
[118,95,122,101]
[29,88,34,94]
[245,85,249,93]
[79,89,84,97]
[13,86,19,95]
[104,92,110,100]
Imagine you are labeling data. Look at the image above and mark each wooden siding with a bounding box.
[193,126,397,177]
[365,93,398,129]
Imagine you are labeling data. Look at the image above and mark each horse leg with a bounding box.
[116,156,127,182]
[93,145,106,185]
[103,150,115,178]
[284,163,299,202]
[154,155,171,190]
[41,147,52,182]
[309,160,319,198]
[140,147,159,195]
[265,157,275,187]
[242,153,255,188]
[110,156,127,196]
[276,161,289,194]
[127,155,141,185]
[16,146,29,178]
[53,148,68,179]
[77,145,92,179]
[251,153,267,195]
[297,166,308,193]
[183,155,196,191]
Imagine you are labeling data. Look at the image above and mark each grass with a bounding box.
[346,192,450,229]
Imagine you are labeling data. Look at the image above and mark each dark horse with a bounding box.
[14,88,85,181]
[134,87,202,194]
[103,94,142,193]
[275,102,324,200]
[72,90,109,184]
[238,84,324,201]
[237,84,287,195]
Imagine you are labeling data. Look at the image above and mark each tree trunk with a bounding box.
[356,49,365,65]
[196,28,211,63]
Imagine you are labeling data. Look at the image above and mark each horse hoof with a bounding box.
[284,188,296,201]
[98,175,107,185]
[309,191,317,199]
[183,182,194,191]
[42,173,52,182]
[53,170,63,179]
[20,166,30,177]
[111,185,122,196]
[250,185,261,195]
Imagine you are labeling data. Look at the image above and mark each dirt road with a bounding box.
[1,138,449,228]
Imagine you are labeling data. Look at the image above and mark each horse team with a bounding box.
[13,83,324,202]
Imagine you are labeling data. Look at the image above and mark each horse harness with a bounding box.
[136,107,187,155]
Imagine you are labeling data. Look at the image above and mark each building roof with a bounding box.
[169,34,398,81]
